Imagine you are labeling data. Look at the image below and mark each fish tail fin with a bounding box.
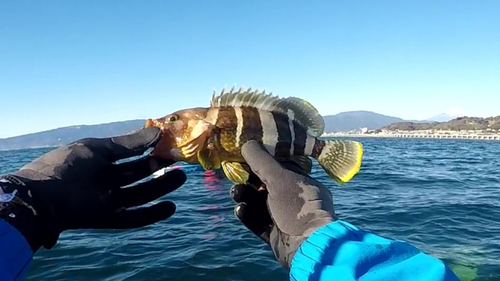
[313,139,363,184]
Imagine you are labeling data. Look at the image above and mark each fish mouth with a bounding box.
[144,119,176,159]
[145,119,201,162]
[145,119,156,128]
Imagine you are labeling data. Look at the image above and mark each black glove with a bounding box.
[230,140,336,268]
[0,127,186,252]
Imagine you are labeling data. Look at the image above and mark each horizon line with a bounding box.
[1,111,498,140]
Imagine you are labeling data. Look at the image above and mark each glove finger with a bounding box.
[243,160,308,190]
[278,161,310,176]
[231,184,273,243]
[112,169,186,208]
[100,201,177,229]
[234,202,271,244]
[114,155,175,187]
[240,141,289,187]
[230,184,267,205]
[80,126,162,162]
[109,126,163,161]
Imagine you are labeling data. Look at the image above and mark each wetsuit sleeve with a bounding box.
[289,220,460,281]
[0,219,33,281]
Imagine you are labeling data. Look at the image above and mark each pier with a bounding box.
[378,133,499,140]
[322,131,500,140]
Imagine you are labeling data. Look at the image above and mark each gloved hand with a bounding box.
[0,127,186,252]
[230,140,336,268]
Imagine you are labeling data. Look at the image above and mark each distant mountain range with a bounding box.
[382,116,500,131]
[425,110,468,122]
[425,113,458,122]
[0,111,482,150]
[0,120,146,151]
[323,111,426,132]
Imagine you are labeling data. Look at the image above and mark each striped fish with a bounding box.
[145,87,363,184]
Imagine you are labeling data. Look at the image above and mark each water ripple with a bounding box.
[1,138,499,280]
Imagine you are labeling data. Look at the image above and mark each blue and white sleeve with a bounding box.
[290,220,460,281]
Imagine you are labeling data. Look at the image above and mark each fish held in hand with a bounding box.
[145,87,363,185]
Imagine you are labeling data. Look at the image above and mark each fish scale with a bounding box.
[213,107,238,154]
[239,107,263,148]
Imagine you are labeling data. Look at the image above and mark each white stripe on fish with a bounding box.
[205,107,220,124]
[234,107,244,148]
[287,109,296,156]
[305,135,315,156]
[259,110,278,156]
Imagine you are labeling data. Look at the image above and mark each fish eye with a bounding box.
[168,115,179,122]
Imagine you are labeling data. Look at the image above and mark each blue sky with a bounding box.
[1,1,499,138]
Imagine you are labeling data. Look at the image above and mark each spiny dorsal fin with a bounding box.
[210,87,324,137]
[211,87,277,109]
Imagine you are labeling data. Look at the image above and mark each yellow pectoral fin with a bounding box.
[221,161,249,184]
[197,148,221,170]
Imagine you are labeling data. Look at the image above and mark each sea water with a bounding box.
[0,138,499,281]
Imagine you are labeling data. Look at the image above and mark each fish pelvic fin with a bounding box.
[210,87,324,137]
[197,147,221,170]
[221,161,249,184]
[314,140,363,184]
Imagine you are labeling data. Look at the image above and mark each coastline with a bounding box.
[2,131,500,152]
[323,131,500,140]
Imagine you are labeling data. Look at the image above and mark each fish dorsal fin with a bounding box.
[210,87,325,137]
[210,86,277,110]
[281,97,325,137]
